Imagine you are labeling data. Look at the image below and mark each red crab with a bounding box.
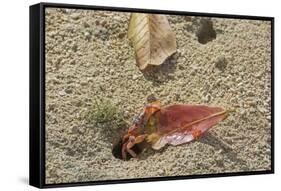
[113,97,228,160]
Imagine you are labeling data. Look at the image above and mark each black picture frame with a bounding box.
[29,2,274,189]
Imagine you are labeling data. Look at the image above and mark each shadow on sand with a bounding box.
[199,132,248,167]
[141,54,178,85]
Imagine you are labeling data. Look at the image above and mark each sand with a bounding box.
[45,8,272,184]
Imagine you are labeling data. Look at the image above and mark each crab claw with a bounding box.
[119,134,148,160]
[122,136,137,159]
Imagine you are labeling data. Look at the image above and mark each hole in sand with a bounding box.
[112,137,144,160]
[196,18,217,44]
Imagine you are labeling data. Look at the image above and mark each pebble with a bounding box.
[249,108,256,113]
[84,31,91,41]
[124,110,130,118]
[95,20,100,25]
[215,55,227,71]
[71,126,80,134]
[58,90,66,96]
[93,26,108,40]
[71,44,78,52]
[240,109,246,115]
[69,59,76,65]
[101,20,107,27]
[65,88,73,94]
[157,169,165,175]
[257,105,266,113]
[80,81,88,86]
[247,100,256,106]
[174,93,181,101]
[247,91,255,97]
[185,16,192,22]
[178,64,184,70]
[113,16,121,20]
[70,13,80,20]
[118,32,126,39]
[48,31,57,38]
[203,94,211,102]
[83,22,90,28]
[109,69,115,75]
[132,75,138,80]
[65,24,74,33]
[217,149,223,154]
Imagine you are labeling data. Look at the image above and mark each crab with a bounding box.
[113,96,228,160]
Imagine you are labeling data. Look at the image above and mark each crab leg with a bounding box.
[123,135,148,159]
[121,142,128,160]
[126,147,138,158]
[135,134,148,144]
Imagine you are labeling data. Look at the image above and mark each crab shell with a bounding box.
[117,103,227,159]
[145,104,228,150]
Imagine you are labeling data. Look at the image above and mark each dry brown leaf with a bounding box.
[128,13,177,70]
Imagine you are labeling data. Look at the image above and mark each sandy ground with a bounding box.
[45,8,272,184]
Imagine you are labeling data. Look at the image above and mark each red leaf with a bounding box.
[150,105,227,150]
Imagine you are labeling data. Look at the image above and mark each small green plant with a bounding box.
[92,99,118,123]
[86,98,127,131]
[85,98,128,143]
[87,99,117,123]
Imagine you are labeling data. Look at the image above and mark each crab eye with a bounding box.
[132,116,139,124]
[132,111,145,124]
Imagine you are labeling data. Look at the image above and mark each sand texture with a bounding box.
[45,8,272,184]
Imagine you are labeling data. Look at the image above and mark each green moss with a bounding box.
[86,98,127,132]
[92,100,118,123]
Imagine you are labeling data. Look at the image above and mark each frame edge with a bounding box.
[29,3,44,188]
[30,2,275,188]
